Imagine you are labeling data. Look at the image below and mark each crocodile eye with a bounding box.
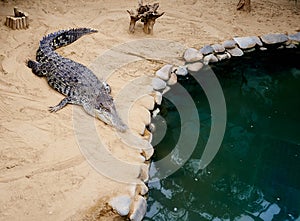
[102,82,111,94]
[98,103,109,112]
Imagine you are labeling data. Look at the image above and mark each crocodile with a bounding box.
[27,28,127,132]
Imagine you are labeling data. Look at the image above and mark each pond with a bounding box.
[145,48,300,221]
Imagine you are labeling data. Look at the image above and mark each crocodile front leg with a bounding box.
[27,60,46,77]
[49,97,77,112]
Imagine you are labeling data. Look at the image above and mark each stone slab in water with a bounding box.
[288,32,300,42]
[152,78,166,90]
[260,33,288,44]
[199,45,214,55]
[233,36,262,49]
[212,44,225,53]
[183,48,203,62]
[223,40,236,49]
[227,47,244,56]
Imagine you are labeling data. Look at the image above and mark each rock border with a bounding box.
[144,31,299,220]
[151,32,300,97]
[112,32,299,221]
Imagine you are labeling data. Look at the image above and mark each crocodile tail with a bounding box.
[39,28,98,50]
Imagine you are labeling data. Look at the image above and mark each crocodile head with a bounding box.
[93,94,127,132]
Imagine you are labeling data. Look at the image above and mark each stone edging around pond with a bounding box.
[110,32,300,221]
[151,32,300,101]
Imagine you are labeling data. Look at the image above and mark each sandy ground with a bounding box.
[0,0,299,220]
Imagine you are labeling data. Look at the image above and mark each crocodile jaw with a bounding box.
[95,107,127,132]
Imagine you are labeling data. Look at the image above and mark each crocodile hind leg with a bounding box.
[27,60,46,77]
[49,97,78,112]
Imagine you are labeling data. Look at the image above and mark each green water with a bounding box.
[146,48,300,221]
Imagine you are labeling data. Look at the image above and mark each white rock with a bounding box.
[222,40,236,49]
[187,62,203,72]
[154,91,162,105]
[216,53,229,61]
[149,123,155,132]
[234,36,258,49]
[109,195,131,216]
[203,54,218,65]
[129,196,147,221]
[288,32,300,42]
[244,48,256,53]
[212,44,225,53]
[261,33,288,44]
[167,73,177,85]
[175,66,188,76]
[253,36,263,46]
[183,48,203,62]
[259,47,268,51]
[286,43,297,49]
[141,144,154,160]
[162,86,171,95]
[152,78,166,90]
[199,45,214,55]
[225,51,231,59]
[155,64,172,81]
[137,182,149,195]
[227,47,244,56]
[152,108,160,118]
[139,163,150,181]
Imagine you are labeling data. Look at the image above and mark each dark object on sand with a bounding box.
[237,0,251,12]
[127,0,164,34]
[5,7,29,30]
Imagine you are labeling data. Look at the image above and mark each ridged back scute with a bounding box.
[39,28,98,51]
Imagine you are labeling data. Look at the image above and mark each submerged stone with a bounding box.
[227,47,244,56]
[199,45,214,55]
[222,40,236,49]
[183,48,203,62]
[260,33,288,44]
[233,36,261,49]
[212,44,225,53]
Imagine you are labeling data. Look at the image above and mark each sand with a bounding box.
[0,0,299,220]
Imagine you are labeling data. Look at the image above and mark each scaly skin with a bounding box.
[27,28,127,132]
